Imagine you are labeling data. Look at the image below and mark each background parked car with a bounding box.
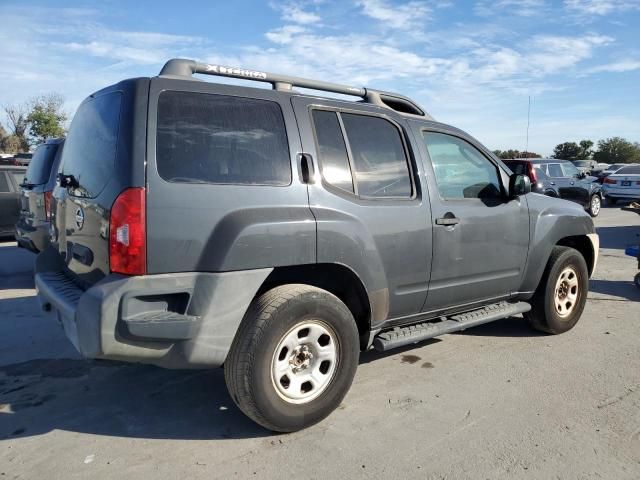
[597,163,633,183]
[572,159,598,174]
[15,138,64,252]
[503,158,602,216]
[0,165,27,238]
[589,162,610,177]
[13,153,33,166]
[602,164,640,205]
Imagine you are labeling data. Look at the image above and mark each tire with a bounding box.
[224,284,360,432]
[588,194,601,217]
[606,197,618,206]
[525,246,589,334]
[634,273,640,290]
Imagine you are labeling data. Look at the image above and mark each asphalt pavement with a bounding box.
[1,206,639,479]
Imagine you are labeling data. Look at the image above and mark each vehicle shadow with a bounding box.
[597,225,640,250]
[456,315,545,338]
[0,358,269,441]
[589,279,640,301]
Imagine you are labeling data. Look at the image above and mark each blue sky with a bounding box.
[0,0,638,155]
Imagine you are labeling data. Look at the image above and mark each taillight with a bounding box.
[109,187,146,275]
[603,178,616,184]
[44,191,53,221]
[528,163,538,183]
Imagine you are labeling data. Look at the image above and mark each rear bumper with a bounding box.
[602,187,640,199]
[35,247,272,369]
[15,219,49,252]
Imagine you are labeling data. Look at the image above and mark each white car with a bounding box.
[602,164,640,204]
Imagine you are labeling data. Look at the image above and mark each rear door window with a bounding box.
[340,113,412,198]
[312,110,354,193]
[61,92,122,198]
[24,143,58,185]
[547,163,564,177]
[156,91,291,186]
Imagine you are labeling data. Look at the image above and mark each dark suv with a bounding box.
[15,138,65,252]
[504,158,602,217]
[36,59,599,432]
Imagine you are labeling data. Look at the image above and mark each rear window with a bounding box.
[156,91,291,186]
[504,162,527,175]
[24,143,59,185]
[61,92,122,198]
[616,165,640,175]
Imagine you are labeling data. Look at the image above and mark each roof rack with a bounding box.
[159,58,431,119]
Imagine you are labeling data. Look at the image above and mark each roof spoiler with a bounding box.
[159,58,431,118]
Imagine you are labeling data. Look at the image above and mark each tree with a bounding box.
[552,139,594,160]
[552,142,581,160]
[3,103,30,152]
[578,140,593,159]
[493,149,541,159]
[1,135,24,153]
[27,93,67,144]
[593,137,640,164]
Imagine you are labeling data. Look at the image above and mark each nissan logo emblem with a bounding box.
[75,208,85,229]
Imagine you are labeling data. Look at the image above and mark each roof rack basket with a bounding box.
[159,58,431,118]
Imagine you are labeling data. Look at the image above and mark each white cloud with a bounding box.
[475,0,548,17]
[265,25,308,44]
[587,59,640,72]
[564,0,640,15]
[356,0,432,29]
[283,5,322,24]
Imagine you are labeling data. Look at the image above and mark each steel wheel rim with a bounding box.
[554,266,579,318]
[591,196,601,215]
[271,320,339,404]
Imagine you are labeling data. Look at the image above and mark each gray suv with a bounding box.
[36,59,599,432]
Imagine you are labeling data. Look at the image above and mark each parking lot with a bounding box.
[0,206,638,479]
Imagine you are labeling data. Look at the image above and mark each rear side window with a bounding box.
[0,173,9,192]
[61,92,122,198]
[156,91,291,186]
[24,143,58,185]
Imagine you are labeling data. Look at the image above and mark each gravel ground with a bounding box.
[1,206,639,479]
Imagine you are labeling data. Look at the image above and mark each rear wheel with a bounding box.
[224,284,360,432]
[588,194,601,217]
[525,246,589,334]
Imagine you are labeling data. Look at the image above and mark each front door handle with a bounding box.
[435,214,460,226]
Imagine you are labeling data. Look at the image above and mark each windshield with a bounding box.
[24,143,59,185]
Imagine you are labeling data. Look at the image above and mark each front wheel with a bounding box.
[588,194,601,217]
[224,284,360,432]
[525,246,589,334]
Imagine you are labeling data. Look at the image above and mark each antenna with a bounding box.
[525,96,531,158]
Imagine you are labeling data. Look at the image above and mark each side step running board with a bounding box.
[373,301,531,352]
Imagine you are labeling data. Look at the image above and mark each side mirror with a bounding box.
[509,174,531,197]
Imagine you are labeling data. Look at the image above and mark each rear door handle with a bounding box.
[435,215,460,226]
